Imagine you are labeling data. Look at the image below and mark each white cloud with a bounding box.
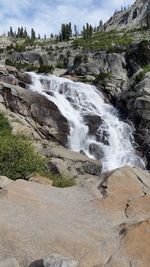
[0,0,135,36]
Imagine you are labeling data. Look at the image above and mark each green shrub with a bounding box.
[55,61,65,68]
[0,112,75,187]
[37,64,54,73]
[73,30,133,51]
[94,72,112,84]
[0,113,12,136]
[5,59,14,67]
[143,64,150,73]
[5,59,37,71]
[0,135,45,180]
[52,175,75,188]
[14,43,26,52]
[135,71,145,84]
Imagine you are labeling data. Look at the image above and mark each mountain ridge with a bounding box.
[104,0,150,31]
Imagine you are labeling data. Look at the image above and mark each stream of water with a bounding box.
[29,72,145,172]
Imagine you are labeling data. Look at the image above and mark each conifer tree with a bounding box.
[31,28,36,39]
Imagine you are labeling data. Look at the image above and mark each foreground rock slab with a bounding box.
[0,258,20,267]
[0,166,150,267]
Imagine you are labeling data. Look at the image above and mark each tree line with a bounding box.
[7,21,99,42]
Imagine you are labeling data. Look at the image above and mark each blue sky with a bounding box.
[0,0,135,37]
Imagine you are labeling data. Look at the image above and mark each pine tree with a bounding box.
[74,25,77,37]
[17,27,21,38]
[31,28,36,39]
[99,20,103,28]
[20,26,24,38]
[10,26,13,37]
[68,22,72,38]
[23,27,28,39]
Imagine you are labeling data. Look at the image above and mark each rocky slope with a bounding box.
[0,166,150,267]
[0,57,149,267]
[0,65,102,180]
[104,0,150,31]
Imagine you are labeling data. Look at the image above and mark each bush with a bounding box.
[135,71,145,84]
[94,72,112,84]
[51,175,75,188]
[0,113,12,136]
[0,135,45,180]
[0,112,75,187]
[37,64,54,74]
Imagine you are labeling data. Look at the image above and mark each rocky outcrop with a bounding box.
[37,141,102,179]
[115,72,150,169]
[0,66,102,179]
[104,0,150,31]
[29,254,78,267]
[0,77,69,146]
[11,52,49,67]
[0,166,149,266]
[70,52,127,81]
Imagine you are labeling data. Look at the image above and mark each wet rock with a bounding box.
[40,142,102,179]
[84,115,103,137]
[89,143,104,160]
[82,161,101,176]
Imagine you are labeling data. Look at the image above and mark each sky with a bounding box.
[0,0,135,37]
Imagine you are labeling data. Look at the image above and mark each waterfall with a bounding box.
[29,72,145,172]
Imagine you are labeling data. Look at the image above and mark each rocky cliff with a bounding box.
[104,0,150,31]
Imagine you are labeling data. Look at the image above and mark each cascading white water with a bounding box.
[29,72,145,172]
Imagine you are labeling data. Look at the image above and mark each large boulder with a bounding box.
[40,141,102,178]
[11,52,49,66]
[0,166,149,267]
[74,52,127,81]
[0,82,69,145]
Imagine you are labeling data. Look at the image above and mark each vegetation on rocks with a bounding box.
[5,59,54,74]
[73,30,133,51]
[0,112,75,187]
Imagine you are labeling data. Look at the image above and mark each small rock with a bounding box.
[43,254,78,267]
[29,175,53,186]
[29,254,78,267]
[82,161,102,176]
[0,176,13,189]
[46,162,60,175]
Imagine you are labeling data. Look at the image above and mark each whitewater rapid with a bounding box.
[29,72,145,172]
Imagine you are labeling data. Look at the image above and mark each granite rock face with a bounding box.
[0,166,150,267]
[0,79,69,146]
[0,258,20,267]
[104,0,150,31]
